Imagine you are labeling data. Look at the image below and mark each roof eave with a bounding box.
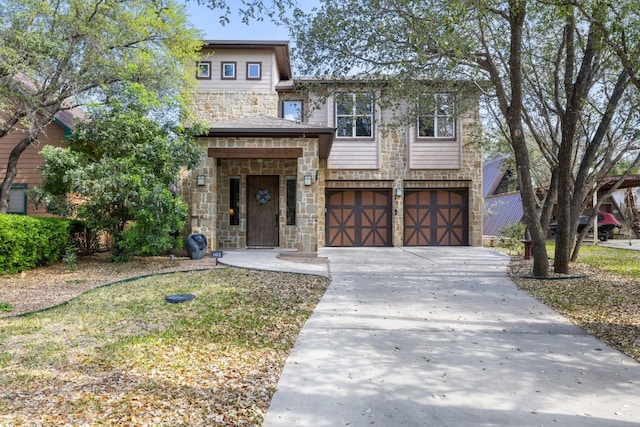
[200,127,336,159]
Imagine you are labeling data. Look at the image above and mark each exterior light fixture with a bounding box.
[395,187,403,196]
[304,175,312,186]
[196,174,206,186]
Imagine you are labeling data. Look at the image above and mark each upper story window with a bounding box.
[247,62,262,80]
[335,93,374,138]
[418,94,455,139]
[282,100,303,122]
[196,61,211,80]
[221,62,236,79]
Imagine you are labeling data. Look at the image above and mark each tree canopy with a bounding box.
[0,0,203,213]
[35,84,204,261]
[288,0,640,276]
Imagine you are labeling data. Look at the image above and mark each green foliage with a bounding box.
[0,215,70,274]
[35,84,203,261]
[499,222,527,255]
[0,302,14,313]
[0,0,203,213]
[575,245,640,278]
[62,246,77,272]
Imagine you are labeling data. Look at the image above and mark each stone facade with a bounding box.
[189,137,320,253]
[193,91,279,122]
[186,41,483,253]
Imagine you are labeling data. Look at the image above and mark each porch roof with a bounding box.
[201,116,335,159]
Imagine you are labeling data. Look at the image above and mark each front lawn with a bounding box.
[510,243,640,361]
[0,267,329,426]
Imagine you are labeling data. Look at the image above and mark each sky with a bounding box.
[185,1,296,41]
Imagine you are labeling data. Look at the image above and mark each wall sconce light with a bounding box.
[196,174,206,186]
[395,187,403,197]
[304,175,312,186]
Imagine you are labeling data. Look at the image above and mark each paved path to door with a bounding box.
[262,247,640,427]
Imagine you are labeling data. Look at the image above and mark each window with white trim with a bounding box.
[221,62,236,79]
[335,93,373,138]
[246,62,261,80]
[418,94,455,138]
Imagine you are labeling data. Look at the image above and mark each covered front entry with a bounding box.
[247,175,279,247]
[325,189,392,247]
[403,189,469,246]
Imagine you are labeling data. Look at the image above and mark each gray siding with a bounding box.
[198,50,276,92]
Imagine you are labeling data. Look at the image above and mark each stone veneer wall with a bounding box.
[188,87,483,250]
[318,114,483,247]
[190,137,320,253]
[193,91,279,121]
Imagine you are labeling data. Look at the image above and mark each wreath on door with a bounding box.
[255,189,271,205]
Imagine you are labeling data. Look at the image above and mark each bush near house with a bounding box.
[0,214,70,274]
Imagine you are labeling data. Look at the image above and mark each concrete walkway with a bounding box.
[224,247,640,426]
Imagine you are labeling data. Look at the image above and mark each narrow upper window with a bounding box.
[335,93,373,138]
[196,61,211,80]
[418,94,455,138]
[221,62,236,79]
[246,62,261,80]
[282,100,303,122]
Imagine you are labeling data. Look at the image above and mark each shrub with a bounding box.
[499,221,527,255]
[0,214,71,274]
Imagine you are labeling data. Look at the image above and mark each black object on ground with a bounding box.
[165,294,196,304]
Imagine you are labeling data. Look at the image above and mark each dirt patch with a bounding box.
[0,253,221,317]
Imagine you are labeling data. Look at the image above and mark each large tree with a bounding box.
[287,0,640,276]
[0,0,202,213]
[34,84,204,261]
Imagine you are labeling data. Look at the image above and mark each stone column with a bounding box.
[297,141,319,253]
[191,153,217,251]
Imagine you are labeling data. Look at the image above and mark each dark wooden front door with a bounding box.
[326,189,392,247]
[403,189,468,246]
[247,175,279,247]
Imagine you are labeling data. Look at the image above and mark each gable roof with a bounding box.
[483,155,509,197]
[483,192,524,236]
[53,108,84,134]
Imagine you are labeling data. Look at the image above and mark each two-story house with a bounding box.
[187,40,483,254]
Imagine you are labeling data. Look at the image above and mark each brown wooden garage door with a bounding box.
[404,189,469,246]
[326,189,392,247]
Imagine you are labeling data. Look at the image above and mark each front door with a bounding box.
[247,175,279,247]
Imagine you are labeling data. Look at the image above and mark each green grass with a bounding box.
[0,266,329,426]
[0,302,13,313]
[575,244,640,277]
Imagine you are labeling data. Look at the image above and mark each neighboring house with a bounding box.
[0,109,78,216]
[483,155,524,237]
[188,40,483,254]
[483,155,629,239]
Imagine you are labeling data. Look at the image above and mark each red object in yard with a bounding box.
[521,239,532,260]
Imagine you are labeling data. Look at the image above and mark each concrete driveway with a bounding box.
[262,247,640,427]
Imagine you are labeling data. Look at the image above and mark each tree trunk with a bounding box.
[0,135,36,213]
[506,0,550,277]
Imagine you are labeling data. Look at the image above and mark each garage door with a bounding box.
[326,189,392,247]
[404,189,468,246]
